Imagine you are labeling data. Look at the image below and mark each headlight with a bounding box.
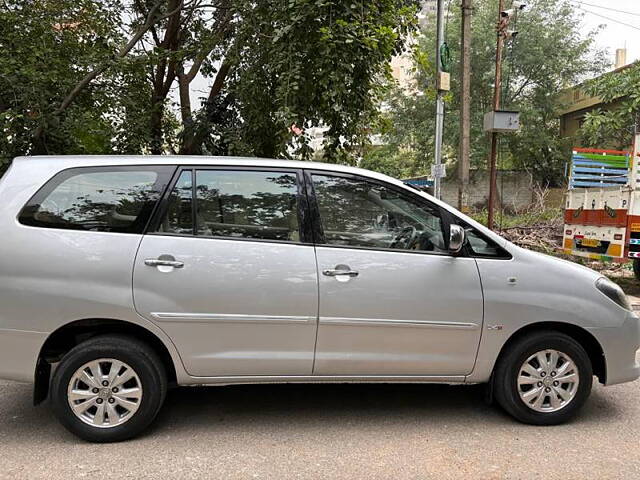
[595,277,632,311]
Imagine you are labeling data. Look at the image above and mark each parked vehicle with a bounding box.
[0,155,638,442]
[562,135,640,279]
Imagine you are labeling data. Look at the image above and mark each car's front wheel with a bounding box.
[50,334,167,442]
[493,331,592,425]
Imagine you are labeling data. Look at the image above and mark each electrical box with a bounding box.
[483,110,520,132]
[437,72,450,91]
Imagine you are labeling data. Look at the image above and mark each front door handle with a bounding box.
[144,258,184,268]
[322,265,359,277]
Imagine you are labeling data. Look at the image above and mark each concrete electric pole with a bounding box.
[458,0,472,211]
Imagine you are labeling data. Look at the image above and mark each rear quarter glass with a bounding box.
[18,165,175,234]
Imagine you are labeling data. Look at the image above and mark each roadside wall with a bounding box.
[441,169,534,210]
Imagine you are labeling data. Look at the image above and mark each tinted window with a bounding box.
[312,174,445,252]
[157,169,301,242]
[20,166,172,233]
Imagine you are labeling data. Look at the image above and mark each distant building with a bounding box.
[390,0,437,91]
[558,48,632,146]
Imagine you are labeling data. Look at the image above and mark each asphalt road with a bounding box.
[1,379,639,479]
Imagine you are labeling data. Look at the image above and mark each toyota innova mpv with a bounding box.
[0,156,638,442]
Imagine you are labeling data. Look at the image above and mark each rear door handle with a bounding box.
[144,258,184,268]
[322,269,359,277]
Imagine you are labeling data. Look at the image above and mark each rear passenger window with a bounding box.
[19,166,173,234]
[157,169,301,242]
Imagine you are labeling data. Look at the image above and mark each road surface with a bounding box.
[1,378,639,479]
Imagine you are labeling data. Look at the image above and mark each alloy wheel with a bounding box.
[516,349,580,413]
[67,358,143,428]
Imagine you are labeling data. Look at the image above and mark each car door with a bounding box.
[133,166,318,377]
[308,171,484,376]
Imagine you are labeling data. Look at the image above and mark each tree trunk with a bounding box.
[179,61,231,155]
[458,0,472,211]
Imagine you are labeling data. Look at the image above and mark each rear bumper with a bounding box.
[0,328,48,383]
[590,312,640,386]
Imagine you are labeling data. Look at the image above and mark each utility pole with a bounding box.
[458,0,472,211]
[487,0,505,230]
[486,0,524,229]
[433,0,447,200]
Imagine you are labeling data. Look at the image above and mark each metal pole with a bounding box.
[487,0,505,230]
[434,0,446,200]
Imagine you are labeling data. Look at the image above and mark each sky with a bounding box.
[574,0,640,65]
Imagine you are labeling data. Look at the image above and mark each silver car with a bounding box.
[0,155,638,442]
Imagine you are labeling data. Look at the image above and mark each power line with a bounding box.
[576,6,640,32]
[574,1,640,18]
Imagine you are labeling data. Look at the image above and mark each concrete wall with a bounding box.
[440,169,534,210]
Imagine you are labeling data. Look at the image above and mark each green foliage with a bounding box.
[367,0,606,185]
[213,0,419,160]
[0,0,128,161]
[359,144,426,178]
[580,62,640,149]
[0,0,419,164]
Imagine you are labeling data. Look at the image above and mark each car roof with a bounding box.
[15,155,372,177]
[14,154,418,197]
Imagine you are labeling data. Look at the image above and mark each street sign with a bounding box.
[431,164,446,178]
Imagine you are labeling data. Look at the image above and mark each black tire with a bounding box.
[50,334,167,442]
[633,259,640,281]
[493,331,592,425]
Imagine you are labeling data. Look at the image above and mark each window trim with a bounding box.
[18,165,175,235]
[457,219,513,260]
[304,169,454,257]
[147,165,313,245]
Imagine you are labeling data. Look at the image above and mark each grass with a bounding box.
[469,207,563,230]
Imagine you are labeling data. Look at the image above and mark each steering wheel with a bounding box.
[389,226,418,250]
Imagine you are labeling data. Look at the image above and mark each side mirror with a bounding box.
[449,224,465,253]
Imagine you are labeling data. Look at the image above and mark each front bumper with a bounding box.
[589,312,640,386]
[0,328,48,383]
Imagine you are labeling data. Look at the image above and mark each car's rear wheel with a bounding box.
[50,335,167,442]
[494,331,592,425]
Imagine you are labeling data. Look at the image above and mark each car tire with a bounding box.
[50,334,167,442]
[493,331,592,425]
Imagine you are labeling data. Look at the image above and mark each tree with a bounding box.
[368,0,607,186]
[191,0,420,160]
[1,0,420,168]
[0,0,129,164]
[580,62,640,150]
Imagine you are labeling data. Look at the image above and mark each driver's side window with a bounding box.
[311,174,446,252]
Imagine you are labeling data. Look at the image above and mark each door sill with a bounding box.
[179,374,467,387]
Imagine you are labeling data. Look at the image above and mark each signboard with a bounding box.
[431,164,446,178]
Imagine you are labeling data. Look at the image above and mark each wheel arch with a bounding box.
[34,318,178,405]
[493,321,606,385]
